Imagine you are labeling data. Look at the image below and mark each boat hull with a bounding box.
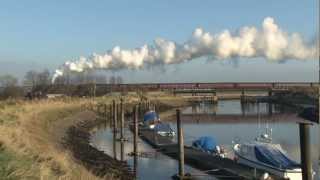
[235,152,302,180]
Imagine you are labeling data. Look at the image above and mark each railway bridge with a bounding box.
[95,82,316,92]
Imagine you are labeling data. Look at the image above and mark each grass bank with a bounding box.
[0,92,188,180]
[0,98,105,180]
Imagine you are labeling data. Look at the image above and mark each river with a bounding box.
[90,100,319,180]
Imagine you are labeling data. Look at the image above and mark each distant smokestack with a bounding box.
[52,17,319,83]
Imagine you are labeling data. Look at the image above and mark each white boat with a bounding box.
[233,103,302,180]
[233,141,302,180]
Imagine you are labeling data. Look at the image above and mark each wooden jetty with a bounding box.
[125,101,285,180]
[135,127,283,180]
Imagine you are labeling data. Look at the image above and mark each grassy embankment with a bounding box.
[0,92,188,180]
[0,98,105,180]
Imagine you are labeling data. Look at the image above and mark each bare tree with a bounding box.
[24,70,38,87]
[109,76,116,84]
[38,69,51,86]
[0,74,23,99]
[116,76,123,84]
[0,74,18,87]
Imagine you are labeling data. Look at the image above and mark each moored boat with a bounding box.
[142,110,175,137]
[192,136,226,158]
[233,141,302,179]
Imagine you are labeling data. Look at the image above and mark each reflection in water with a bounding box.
[184,100,296,115]
[90,128,212,180]
[91,100,319,180]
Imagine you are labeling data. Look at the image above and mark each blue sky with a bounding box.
[0,0,318,82]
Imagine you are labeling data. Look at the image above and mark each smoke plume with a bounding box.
[52,17,318,82]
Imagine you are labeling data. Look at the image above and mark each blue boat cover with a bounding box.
[254,145,300,169]
[143,111,159,122]
[154,123,172,132]
[192,136,217,152]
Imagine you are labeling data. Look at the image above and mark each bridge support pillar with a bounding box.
[240,90,245,103]
[268,90,273,116]
[212,95,218,104]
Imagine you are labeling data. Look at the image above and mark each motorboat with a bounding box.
[142,110,175,137]
[192,136,226,158]
[233,141,301,180]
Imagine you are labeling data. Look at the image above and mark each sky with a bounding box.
[0,0,318,83]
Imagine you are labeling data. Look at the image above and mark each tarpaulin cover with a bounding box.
[254,144,300,169]
[192,136,217,152]
[143,111,159,122]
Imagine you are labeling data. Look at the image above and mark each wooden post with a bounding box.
[104,103,107,118]
[147,101,150,110]
[113,129,117,160]
[109,104,113,127]
[138,102,142,118]
[133,148,138,178]
[112,100,117,160]
[113,100,117,132]
[299,123,313,180]
[117,103,120,127]
[176,109,185,179]
[104,104,107,127]
[154,102,158,113]
[120,141,124,162]
[120,99,125,141]
[133,105,139,156]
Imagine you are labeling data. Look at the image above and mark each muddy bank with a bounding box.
[63,96,189,179]
[64,117,133,180]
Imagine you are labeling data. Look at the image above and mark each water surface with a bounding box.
[90,100,319,180]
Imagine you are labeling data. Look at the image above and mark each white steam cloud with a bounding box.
[52,17,318,82]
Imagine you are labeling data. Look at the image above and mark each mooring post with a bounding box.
[117,103,120,127]
[133,105,139,156]
[104,103,107,127]
[112,100,117,160]
[113,100,117,133]
[113,128,117,160]
[299,123,313,180]
[120,141,124,162]
[120,98,125,141]
[138,102,142,118]
[109,104,113,127]
[176,109,185,179]
[104,103,107,119]
[133,148,138,178]
[154,102,157,112]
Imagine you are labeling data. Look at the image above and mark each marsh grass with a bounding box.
[0,98,107,180]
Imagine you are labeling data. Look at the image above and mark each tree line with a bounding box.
[0,69,124,100]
